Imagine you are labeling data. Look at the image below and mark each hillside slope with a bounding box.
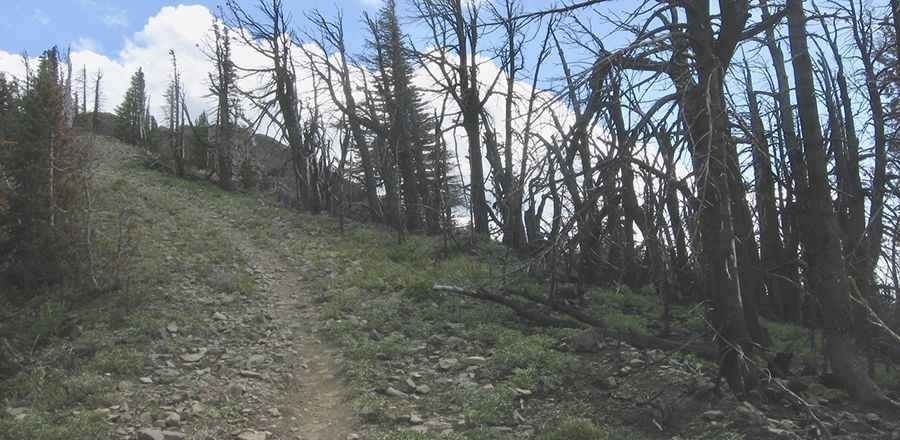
[2,135,898,440]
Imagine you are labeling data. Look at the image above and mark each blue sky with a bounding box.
[1,0,392,57]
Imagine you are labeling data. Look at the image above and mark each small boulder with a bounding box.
[385,387,408,398]
[462,356,487,366]
[163,411,181,428]
[237,431,268,440]
[438,358,459,371]
[137,429,165,440]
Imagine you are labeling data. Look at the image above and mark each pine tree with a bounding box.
[115,69,147,145]
[4,47,84,289]
[367,0,438,232]
[0,73,17,143]
[192,111,210,169]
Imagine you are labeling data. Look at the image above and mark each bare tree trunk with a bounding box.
[786,0,897,408]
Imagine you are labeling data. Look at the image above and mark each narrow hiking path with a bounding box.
[78,136,358,440]
[238,243,355,440]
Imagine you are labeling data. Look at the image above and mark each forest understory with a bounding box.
[1,134,898,440]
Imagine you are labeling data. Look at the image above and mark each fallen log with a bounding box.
[433,284,718,361]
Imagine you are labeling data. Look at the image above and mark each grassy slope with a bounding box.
[5,135,884,440]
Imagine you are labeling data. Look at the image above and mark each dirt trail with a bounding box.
[242,248,355,440]
[86,137,358,440]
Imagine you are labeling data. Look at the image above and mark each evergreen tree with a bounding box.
[192,111,210,169]
[115,69,147,145]
[367,0,438,231]
[3,47,84,289]
[0,73,17,143]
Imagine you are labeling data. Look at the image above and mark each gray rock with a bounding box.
[137,429,165,440]
[445,336,466,348]
[190,402,205,416]
[237,431,268,440]
[385,387,408,398]
[864,413,881,425]
[227,382,245,398]
[415,384,432,395]
[139,377,153,384]
[247,354,266,366]
[438,358,459,371]
[180,349,206,363]
[162,432,186,440]
[702,410,724,420]
[762,426,800,440]
[213,312,228,321]
[410,414,424,425]
[462,356,487,366]
[163,411,181,427]
[239,370,264,380]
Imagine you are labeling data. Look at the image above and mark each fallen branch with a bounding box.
[432,284,718,360]
[433,285,580,329]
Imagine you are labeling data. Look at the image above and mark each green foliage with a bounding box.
[239,158,258,190]
[84,347,144,376]
[114,69,148,145]
[492,330,575,390]
[538,418,608,440]
[4,367,111,412]
[603,311,650,335]
[2,47,87,290]
[765,320,815,355]
[0,411,109,440]
[30,301,67,340]
[461,386,516,426]
[589,288,657,335]
[874,365,900,388]
[191,112,209,169]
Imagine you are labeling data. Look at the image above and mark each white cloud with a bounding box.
[73,37,101,53]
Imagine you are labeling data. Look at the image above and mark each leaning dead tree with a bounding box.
[226,0,322,212]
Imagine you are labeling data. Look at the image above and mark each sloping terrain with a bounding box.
[1,135,898,440]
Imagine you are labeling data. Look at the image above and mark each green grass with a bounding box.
[492,330,576,391]
[83,346,144,376]
[0,411,110,440]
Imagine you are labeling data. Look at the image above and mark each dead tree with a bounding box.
[786,0,897,409]
[414,0,492,235]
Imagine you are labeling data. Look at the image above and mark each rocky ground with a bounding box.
[2,135,899,440]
